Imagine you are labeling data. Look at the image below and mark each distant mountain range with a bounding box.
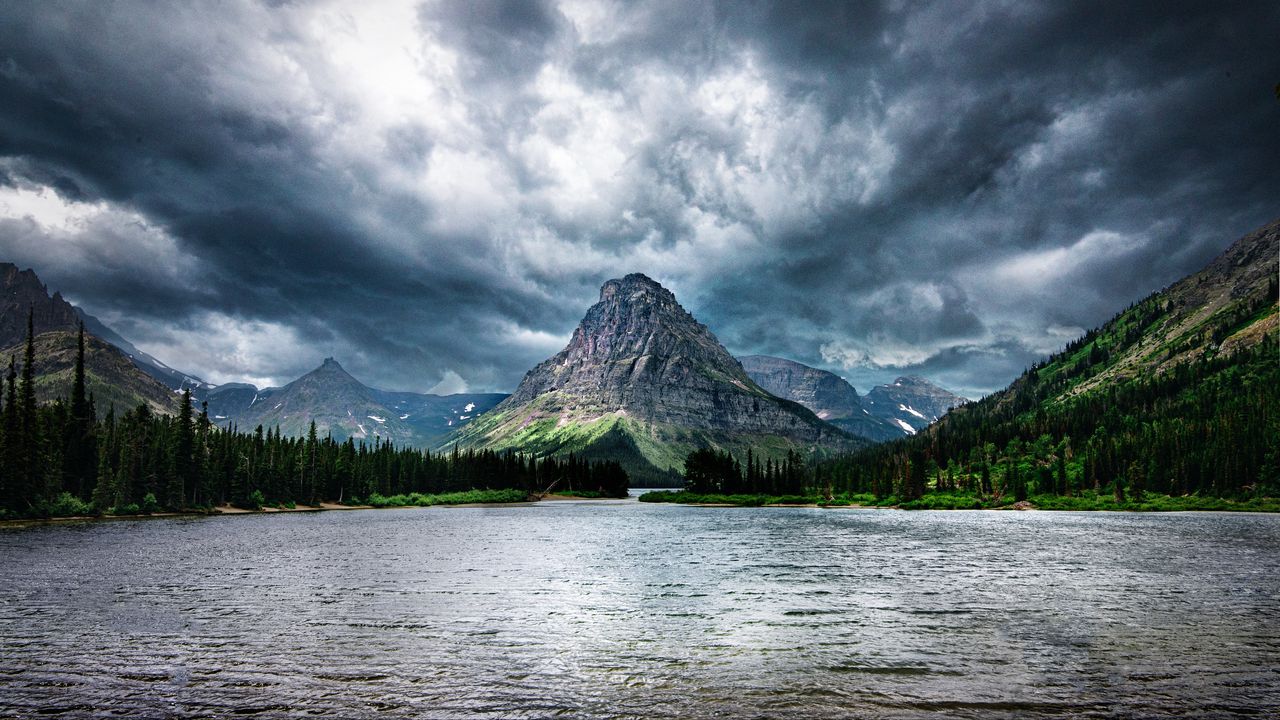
[2,262,964,470]
[0,262,503,445]
[199,358,505,446]
[739,355,965,442]
[449,273,864,483]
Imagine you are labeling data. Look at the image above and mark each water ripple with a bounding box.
[1,505,1278,717]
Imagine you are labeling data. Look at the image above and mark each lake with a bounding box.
[1,500,1278,718]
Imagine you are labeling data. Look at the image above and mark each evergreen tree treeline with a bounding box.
[0,320,628,518]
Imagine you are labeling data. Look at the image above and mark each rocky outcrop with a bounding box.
[1,263,180,415]
[452,273,862,482]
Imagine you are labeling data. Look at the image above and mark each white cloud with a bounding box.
[428,369,468,395]
[0,179,201,291]
[132,312,318,389]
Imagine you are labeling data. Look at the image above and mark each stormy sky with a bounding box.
[0,1,1276,398]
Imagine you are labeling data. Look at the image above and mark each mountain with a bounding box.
[831,218,1279,499]
[861,376,967,435]
[203,358,506,446]
[739,355,964,442]
[0,331,180,416]
[451,273,863,483]
[216,357,415,441]
[1,263,82,347]
[369,388,507,442]
[740,354,897,442]
[1,263,180,414]
[739,355,861,419]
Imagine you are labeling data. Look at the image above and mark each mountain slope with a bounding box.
[828,218,1279,498]
[370,389,507,443]
[1,263,181,415]
[451,273,863,483]
[1,331,180,416]
[225,358,415,442]
[75,307,212,393]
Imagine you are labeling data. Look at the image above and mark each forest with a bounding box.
[0,318,629,520]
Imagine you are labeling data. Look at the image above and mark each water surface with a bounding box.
[1,502,1278,718]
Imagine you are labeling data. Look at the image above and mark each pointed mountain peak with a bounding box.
[298,357,358,385]
[0,261,81,348]
[454,274,860,482]
[599,272,677,303]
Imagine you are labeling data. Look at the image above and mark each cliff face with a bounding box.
[453,274,861,482]
[739,355,861,420]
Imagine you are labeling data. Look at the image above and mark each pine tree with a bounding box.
[17,309,41,510]
[167,389,194,510]
[62,323,97,499]
[0,356,12,511]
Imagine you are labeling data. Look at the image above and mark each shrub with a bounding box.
[242,490,265,511]
[44,492,95,518]
[140,493,161,514]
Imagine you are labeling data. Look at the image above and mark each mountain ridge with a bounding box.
[739,355,964,441]
[1,263,180,414]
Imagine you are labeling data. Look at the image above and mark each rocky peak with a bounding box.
[300,357,361,387]
[507,274,753,409]
[1,262,81,348]
[462,273,858,478]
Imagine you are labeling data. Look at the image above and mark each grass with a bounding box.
[361,489,531,508]
[638,491,855,506]
[547,489,620,498]
[639,489,1280,512]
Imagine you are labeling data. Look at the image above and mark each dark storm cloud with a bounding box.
[0,1,1275,397]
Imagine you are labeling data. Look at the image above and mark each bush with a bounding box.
[111,503,141,516]
[43,492,95,518]
[240,490,265,511]
[140,493,161,514]
[366,489,530,507]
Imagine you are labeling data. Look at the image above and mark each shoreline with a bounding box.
[0,494,631,528]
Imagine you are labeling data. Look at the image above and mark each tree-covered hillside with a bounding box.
[822,220,1278,503]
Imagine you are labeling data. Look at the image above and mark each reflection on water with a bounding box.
[1,502,1278,718]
